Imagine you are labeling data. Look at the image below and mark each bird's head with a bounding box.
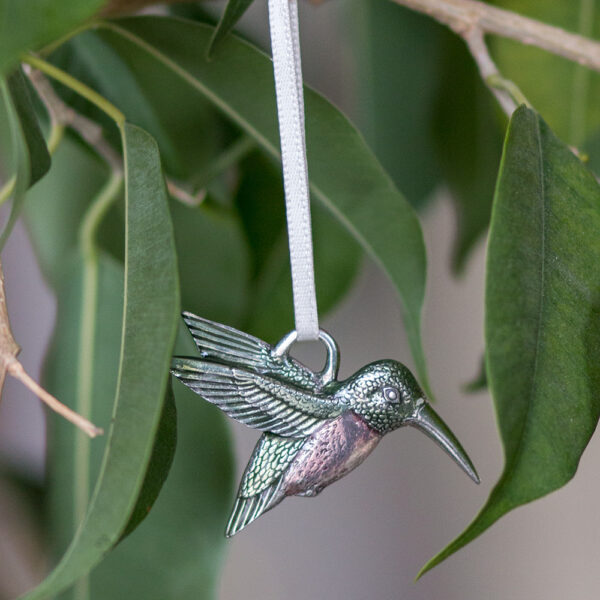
[336,360,479,483]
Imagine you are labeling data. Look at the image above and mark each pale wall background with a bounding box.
[1,1,600,599]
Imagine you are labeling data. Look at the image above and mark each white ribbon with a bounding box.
[268,0,319,341]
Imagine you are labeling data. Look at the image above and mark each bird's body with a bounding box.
[171,312,479,537]
[282,412,381,497]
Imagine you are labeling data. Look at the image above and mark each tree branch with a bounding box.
[25,67,205,207]
[391,0,600,73]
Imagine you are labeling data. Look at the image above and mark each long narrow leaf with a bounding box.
[0,68,50,249]
[25,137,234,600]
[7,68,51,185]
[19,123,179,599]
[420,106,600,576]
[207,0,255,58]
[0,76,30,248]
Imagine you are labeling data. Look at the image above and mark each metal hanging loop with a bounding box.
[272,329,339,387]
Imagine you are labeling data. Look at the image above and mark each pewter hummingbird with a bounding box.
[171,312,479,537]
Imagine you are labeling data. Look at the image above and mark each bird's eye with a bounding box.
[383,387,399,402]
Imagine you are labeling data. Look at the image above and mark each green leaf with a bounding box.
[0,67,51,249]
[246,207,361,343]
[489,0,600,148]
[433,34,505,273]
[27,139,233,599]
[95,15,431,392]
[0,0,104,75]
[348,1,444,208]
[90,327,234,600]
[208,0,255,58]
[43,254,124,561]
[171,198,250,327]
[234,152,285,279]
[24,137,111,286]
[463,355,487,394]
[0,74,30,248]
[420,106,600,576]
[7,68,51,185]
[49,30,229,181]
[19,123,180,599]
[120,384,177,540]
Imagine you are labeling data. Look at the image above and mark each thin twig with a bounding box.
[0,266,18,396]
[0,260,102,438]
[6,359,103,438]
[26,67,203,205]
[167,181,206,207]
[392,0,600,72]
[462,27,516,115]
[26,66,123,172]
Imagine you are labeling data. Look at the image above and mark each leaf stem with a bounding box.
[79,172,123,258]
[486,74,531,108]
[25,64,206,205]
[38,21,98,58]
[73,172,123,600]
[46,122,66,155]
[462,27,517,115]
[0,178,16,207]
[20,54,125,127]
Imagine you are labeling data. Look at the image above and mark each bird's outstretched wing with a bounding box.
[226,433,306,537]
[171,358,340,438]
[181,312,321,391]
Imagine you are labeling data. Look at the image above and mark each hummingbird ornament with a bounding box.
[171,312,479,537]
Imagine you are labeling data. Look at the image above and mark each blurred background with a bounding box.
[2,0,600,599]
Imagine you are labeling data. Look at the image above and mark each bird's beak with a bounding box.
[409,403,480,484]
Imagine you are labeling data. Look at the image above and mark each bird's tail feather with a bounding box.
[226,478,285,537]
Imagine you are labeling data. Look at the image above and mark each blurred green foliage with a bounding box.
[1,0,600,596]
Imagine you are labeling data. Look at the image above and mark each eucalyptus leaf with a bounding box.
[19,123,180,599]
[24,137,110,286]
[171,198,250,327]
[433,34,504,273]
[7,68,51,185]
[43,254,124,561]
[0,0,104,75]
[48,30,229,181]
[246,208,361,343]
[420,106,600,576]
[27,138,233,599]
[0,67,51,248]
[0,75,30,249]
[95,15,431,392]
[348,1,443,208]
[234,152,285,279]
[208,0,255,58]
[120,384,177,540]
[91,326,234,600]
[462,355,487,394]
